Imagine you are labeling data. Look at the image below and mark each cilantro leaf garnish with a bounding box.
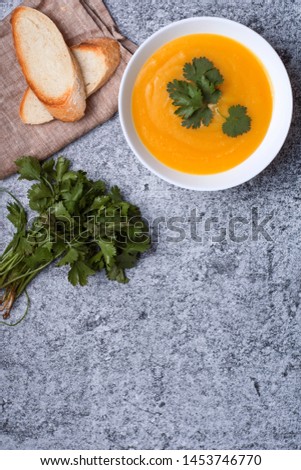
[205,67,224,86]
[167,80,203,120]
[222,105,252,137]
[183,57,224,86]
[182,107,213,129]
[167,57,223,129]
[167,57,251,137]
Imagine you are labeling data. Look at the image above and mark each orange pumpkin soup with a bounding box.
[132,34,273,174]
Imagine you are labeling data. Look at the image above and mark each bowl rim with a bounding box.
[118,16,293,191]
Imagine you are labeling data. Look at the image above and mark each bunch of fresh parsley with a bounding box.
[0,156,150,325]
[167,57,251,137]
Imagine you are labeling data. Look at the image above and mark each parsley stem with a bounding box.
[217,109,227,120]
[0,254,24,276]
[0,254,18,272]
[0,260,54,288]
[0,291,30,327]
[42,176,55,196]
[0,248,15,262]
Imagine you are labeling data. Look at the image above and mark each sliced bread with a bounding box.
[20,88,54,125]
[12,6,86,122]
[73,38,121,96]
[20,38,121,125]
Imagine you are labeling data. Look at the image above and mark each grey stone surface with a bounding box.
[0,0,301,450]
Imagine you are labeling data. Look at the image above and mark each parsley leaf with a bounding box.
[110,186,122,203]
[7,202,27,230]
[97,240,116,266]
[42,158,55,177]
[183,57,224,86]
[25,246,53,269]
[205,67,224,86]
[106,264,129,284]
[52,201,71,221]
[68,261,96,287]
[167,57,223,129]
[28,182,53,212]
[56,247,79,267]
[56,156,71,182]
[15,156,41,181]
[222,105,252,137]
[167,80,203,119]
[182,107,213,129]
[63,181,84,213]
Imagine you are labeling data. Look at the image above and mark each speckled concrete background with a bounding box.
[0,0,301,450]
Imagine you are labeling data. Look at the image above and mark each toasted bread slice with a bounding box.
[20,38,121,125]
[73,38,120,96]
[12,6,86,122]
[20,88,54,125]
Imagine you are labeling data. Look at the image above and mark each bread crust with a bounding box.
[19,88,53,124]
[19,88,30,121]
[43,54,86,122]
[11,6,86,122]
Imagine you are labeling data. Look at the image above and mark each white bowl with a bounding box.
[118,17,293,191]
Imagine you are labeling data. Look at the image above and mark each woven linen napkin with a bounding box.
[0,0,136,179]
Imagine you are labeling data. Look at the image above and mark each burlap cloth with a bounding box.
[0,0,137,179]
